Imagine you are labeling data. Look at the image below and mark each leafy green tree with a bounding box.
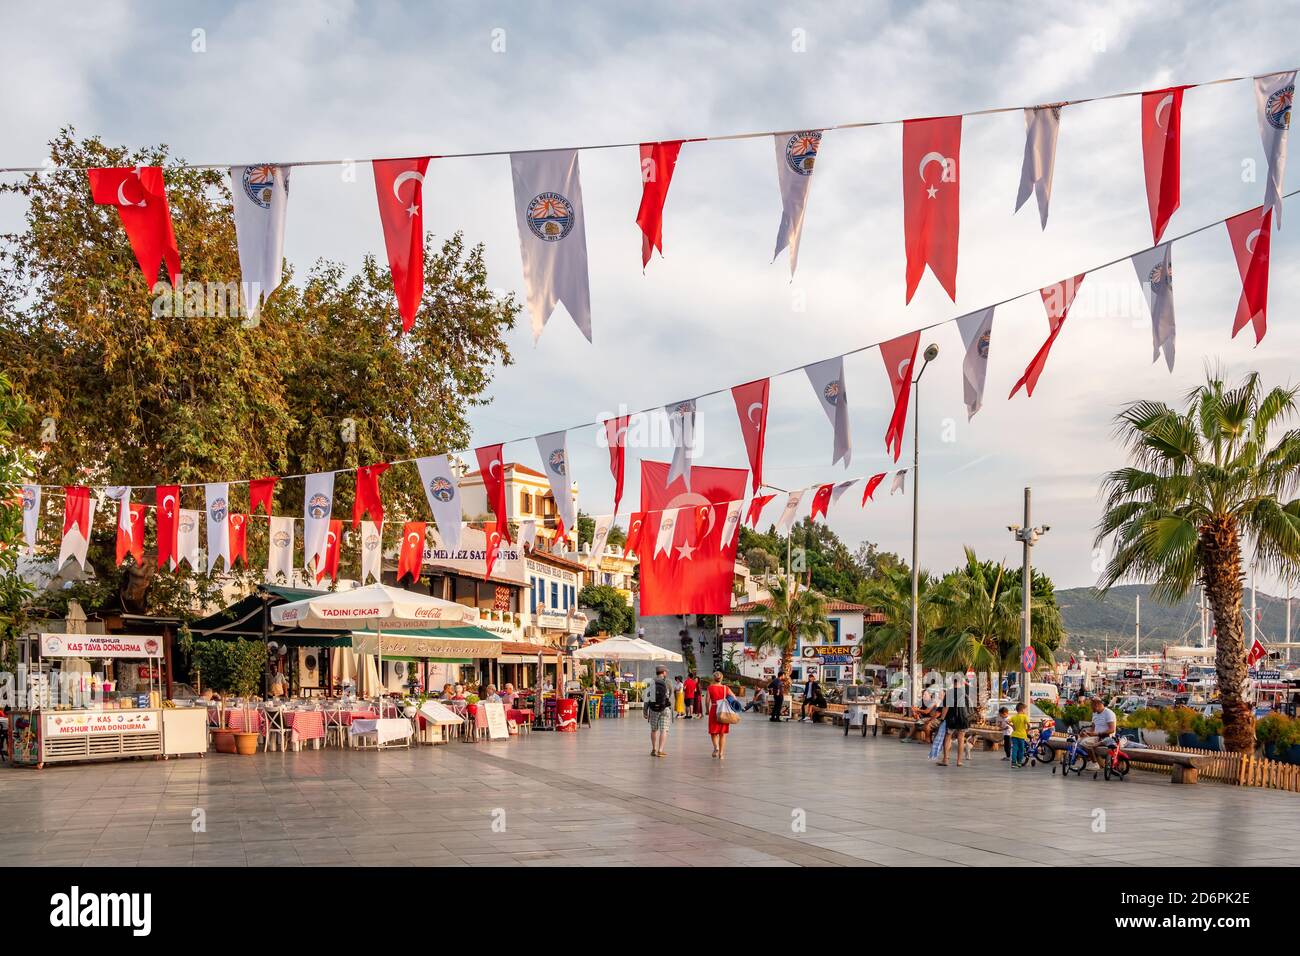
[0,130,518,619]
[0,373,36,674]
[748,579,831,679]
[1095,372,1300,753]
[579,583,634,636]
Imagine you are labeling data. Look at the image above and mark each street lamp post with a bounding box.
[1008,486,1049,707]
[909,343,940,706]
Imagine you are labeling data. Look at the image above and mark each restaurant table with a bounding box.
[349,717,412,750]
[224,709,266,733]
[279,710,326,748]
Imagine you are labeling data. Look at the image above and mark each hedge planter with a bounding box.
[1178,732,1201,748]
[1288,744,1300,766]
[1141,729,1169,748]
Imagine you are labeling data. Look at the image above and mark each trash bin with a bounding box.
[556,697,579,732]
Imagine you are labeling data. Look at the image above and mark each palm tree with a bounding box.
[749,579,832,681]
[857,563,938,666]
[1096,372,1300,753]
[923,549,1060,705]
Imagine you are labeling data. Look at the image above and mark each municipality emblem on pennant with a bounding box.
[21,487,35,512]
[785,131,822,176]
[823,380,841,405]
[242,164,278,208]
[526,192,575,241]
[307,493,331,520]
[209,497,228,522]
[1266,84,1293,130]
[548,449,567,476]
[428,476,454,503]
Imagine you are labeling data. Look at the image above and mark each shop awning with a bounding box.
[350,625,503,659]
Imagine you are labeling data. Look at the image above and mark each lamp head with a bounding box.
[923,343,940,363]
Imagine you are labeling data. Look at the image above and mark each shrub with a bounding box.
[190,639,265,697]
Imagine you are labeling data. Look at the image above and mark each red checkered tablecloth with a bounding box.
[225,709,265,732]
[282,710,325,744]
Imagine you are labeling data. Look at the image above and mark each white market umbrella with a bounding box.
[271,583,479,707]
[573,635,682,696]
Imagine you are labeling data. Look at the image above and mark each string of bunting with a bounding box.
[6,69,1291,340]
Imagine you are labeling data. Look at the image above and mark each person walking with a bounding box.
[937,677,972,767]
[682,673,698,719]
[673,675,686,718]
[706,671,739,759]
[643,664,674,757]
[768,672,785,722]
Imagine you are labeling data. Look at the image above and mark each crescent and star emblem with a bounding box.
[1154,93,1174,128]
[918,151,954,198]
[488,459,501,478]
[406,532,420,547]
[897,358,912,380]
[747,402,764,428]
[392,169,424,218]
[116,169,147,207]
[162,494,177,517]
[665,492,715,538]
[1246,228,1262,255]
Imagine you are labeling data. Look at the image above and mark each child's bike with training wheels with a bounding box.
[1093,735,1131,781]
[1025,719,1055,767]
[1051,731,1089,777]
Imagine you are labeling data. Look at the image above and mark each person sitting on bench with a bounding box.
[800,673,827,722]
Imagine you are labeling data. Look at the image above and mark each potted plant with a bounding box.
[1256,713,1289,759]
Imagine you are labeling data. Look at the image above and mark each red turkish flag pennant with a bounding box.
[228,513,249,568]
[352,462,389,529]
[1141,87,1185,243]
[731,378,769,493]
[483,521,503,582]
[62,486,91,537]
[861,472,886,506]
[474,444,511,543]
[249,477,277,515]
[1226,206,1272,345]
[86,167,181,288]
[880,330,920,462]
[397,521,426,583]
[373,157,431,332]
[316,520,342,583]
[636,141,684,268]
[1009,273,1086,399]
[692,503,714,544]
[638,460,749,615]
[903,116,962,303]
[1247,638,1268,666]
[620,511,646,558]
[810,483,834,522]
[115,503,146,566]
[154,485,180,568]
[604,415,629,517]
[746,493,776,528]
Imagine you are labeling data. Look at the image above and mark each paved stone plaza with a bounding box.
[2,716,1297,867]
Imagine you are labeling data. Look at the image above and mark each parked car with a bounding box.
[984,698,1049,723]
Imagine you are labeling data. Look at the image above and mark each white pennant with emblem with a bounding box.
[777,490,804,532]
[266,515,295,583]
[890,470,907,495]
[665,399,697,489]
[1015,106,1061,228]
[804,356,851,467]
[21,484,40,553]
[1255,71,1294,228]
[177,508,203,572]
[205,482,231,572]
[654,507,679,558]
[360,520,383,584]
[302,471,335,570]
[230,164,290,320]
[772,129,824,275]
[510,149,592,342]
[415,454,462,550]
[1132,243,1176,371]
[955,306,995,420]
[535,430,577,537]
[720,499,743,551]
[588,515,612,566]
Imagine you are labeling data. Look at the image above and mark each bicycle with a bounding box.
[1026,719,1055,767]
[1093,735,1131,781]
[1051,731,1089,777]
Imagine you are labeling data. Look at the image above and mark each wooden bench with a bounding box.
[1044,737,1208,784]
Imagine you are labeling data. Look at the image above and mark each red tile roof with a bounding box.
[732,597,885,622]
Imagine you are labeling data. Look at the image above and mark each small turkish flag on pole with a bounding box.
[87,167,182,287]
[636,141,684,269]
[373,157,431,332]
[623,510,648,557]
[861,473,887,506]
[604,416,629,517]
[731,378,769,493]
[880,330,920,462]
[249,477,277,515]
[229,513,249,568]
[1009,273,1086,399]
[397,521,426,583]
[352,462,389,529]
[810,483,834,522]
[115,503,146,567]
[316,520,342,584]
[475,444,512,543]
[155,485,180,568]
[746,494,776,528]
[483,521,503,582]
[1141,87,1185,243]
[1226,206,1272,344]
[902,116,962,303]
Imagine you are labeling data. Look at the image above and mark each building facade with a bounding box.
[458,462,578,551]
[722,598,882,685]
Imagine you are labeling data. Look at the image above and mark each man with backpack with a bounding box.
[643,664,674,757]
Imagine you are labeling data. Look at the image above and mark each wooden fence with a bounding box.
[1132,745,1300,793]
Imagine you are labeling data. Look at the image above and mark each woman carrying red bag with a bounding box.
[706,670,740,760]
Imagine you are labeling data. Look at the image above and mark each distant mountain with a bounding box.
[1056,583,1296,655]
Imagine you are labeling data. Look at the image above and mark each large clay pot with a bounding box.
[234,732,259,755]
[211,729,238,754]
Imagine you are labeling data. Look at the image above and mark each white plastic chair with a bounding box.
[263,708,291,752]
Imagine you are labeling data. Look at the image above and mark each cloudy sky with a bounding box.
[3,0,1297,594]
